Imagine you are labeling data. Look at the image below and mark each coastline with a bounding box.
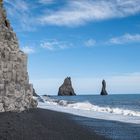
[0,108,107,140]
[37,94,140,140]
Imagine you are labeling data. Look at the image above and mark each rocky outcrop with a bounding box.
[100,80,108,95]
[58,77,76,96]
[33,88,39,97]
[0,0,37,112]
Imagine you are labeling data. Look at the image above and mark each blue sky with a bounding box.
[4,0,140,95]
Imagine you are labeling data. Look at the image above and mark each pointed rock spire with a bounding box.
[58,77,76,96]
[100,80,108,95]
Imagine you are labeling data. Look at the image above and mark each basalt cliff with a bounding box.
[0,0,37,112]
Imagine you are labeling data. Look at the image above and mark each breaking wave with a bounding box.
[44,97,140,117]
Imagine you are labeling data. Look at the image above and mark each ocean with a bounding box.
[38,94,140,140]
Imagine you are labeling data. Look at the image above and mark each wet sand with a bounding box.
[0,108,107,140]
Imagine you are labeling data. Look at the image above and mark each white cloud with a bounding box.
[5,0,140,29]
[5,0,29,11]
[21,46,35,54]
[39,0,140,27]
[40,40,70,51]
[85,39,96,47]
[109,33,140,44]
[5,0,36,31]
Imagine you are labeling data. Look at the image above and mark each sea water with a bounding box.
[38,94,140,140]
[39,94,140,122]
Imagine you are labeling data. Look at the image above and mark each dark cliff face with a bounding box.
[100,80,108,95]
[0,1,37,112]
[58,77,76,96]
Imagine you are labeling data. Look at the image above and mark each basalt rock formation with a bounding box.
[33,88,39,97]
[58,77,76,96]
[100,80,108,95]
[0,0,37,112]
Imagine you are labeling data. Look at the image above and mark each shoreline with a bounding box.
[0,108,107,140]
[38,95,140,140]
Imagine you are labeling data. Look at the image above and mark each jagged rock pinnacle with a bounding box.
[58,77,76,96]
[100,80,108,95]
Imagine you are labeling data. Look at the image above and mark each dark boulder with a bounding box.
[100,80,108,95]
[58,77,76,96]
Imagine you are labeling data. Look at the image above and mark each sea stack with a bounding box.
[0,0,37,112]
[58,77,76,96]
[100,80,108,95]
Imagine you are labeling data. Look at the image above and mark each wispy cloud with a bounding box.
[109,33,140,44]
[5,0,140,29]
[5,0,36,31]
[5,0,29,11]
[40,40,70,51]
[39,0,140,27]
[85,39,96,47]
[38,0,54,4]
[21,46,35,54]
[84,33,140,48]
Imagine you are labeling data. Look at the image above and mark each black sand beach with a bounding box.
[0,108,107,140]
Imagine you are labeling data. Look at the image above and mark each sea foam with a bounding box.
[43,97,140,117]
[38,96,140,124]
